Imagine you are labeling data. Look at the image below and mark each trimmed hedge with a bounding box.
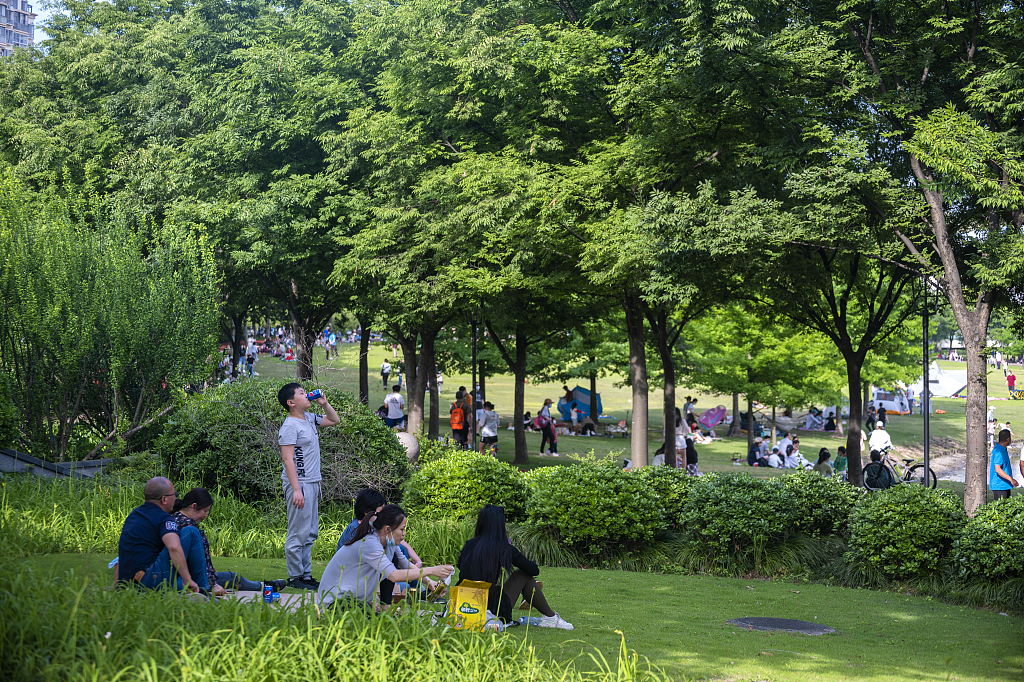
[157,379,408,503]
[678,473,801,564]
[772,470,861,537]
[526,461,663,554]
[403,450,529,521]
[846,485,966,580]
[635,465,694,530]
[952,495,1024,582]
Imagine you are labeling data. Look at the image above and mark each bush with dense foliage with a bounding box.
[0,372,17,450]
[402,450,529,521]
[635,465,694,530]
[846,485,966,580]
[415,437,465,466]
[952,495,1024,582]
[770,470,861,537]
[526,461,663,555]
[677,473,808,571]
[157,379,407,502]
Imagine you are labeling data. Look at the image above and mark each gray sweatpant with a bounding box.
[284,480,320,579]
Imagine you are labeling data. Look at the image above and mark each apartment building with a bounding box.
[0,0,35,58]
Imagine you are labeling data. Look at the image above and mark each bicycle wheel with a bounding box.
[907,464,938,489]
[863,462,892,491]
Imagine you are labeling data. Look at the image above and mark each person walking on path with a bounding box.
[277,383,339,590]
[538,398,558,456]
[381,360,392,388]
[478,401,500,455]
[384,385,405,429]
[990,429,1018,501]
[450,391,470,448]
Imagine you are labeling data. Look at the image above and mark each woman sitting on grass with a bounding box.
[318,504,453,612]
[173,488,284,595]
[812,448,833,477]
[455,504,573,630]
[684,436,700,476]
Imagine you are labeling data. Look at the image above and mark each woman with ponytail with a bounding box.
[318,504,453,611]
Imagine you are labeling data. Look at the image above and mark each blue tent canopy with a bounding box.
[557,386,602,420]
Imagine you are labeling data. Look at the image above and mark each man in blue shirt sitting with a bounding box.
[117,477,208,593]
[990,429,1019,502]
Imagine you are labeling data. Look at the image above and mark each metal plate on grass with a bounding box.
[728,617,836,635]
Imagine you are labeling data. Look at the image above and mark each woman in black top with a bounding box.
[456,505,573,629]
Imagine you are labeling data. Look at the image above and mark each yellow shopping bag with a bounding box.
[446,580,490,631]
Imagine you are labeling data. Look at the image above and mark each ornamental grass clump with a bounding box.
[0,565,668,682]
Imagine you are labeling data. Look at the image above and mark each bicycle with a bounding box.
[863,446,937,491]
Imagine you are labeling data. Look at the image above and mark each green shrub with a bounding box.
[677,473,804,571]
[156,379,408,503]
[416,437,464,466]
[100,450,167,484]
[635,465,694,530]
[952,495,1024,582]
[771,470,861,537]
[846,485,966,580]
[402,450,529,521]
[0,371,17,449]
[525,461,663,555]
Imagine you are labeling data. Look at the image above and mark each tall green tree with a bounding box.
[0,172,218,460]
[681,304,845,452]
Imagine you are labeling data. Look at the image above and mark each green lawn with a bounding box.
[18,553,1023,682]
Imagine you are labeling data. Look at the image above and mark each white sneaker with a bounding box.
[538,613,573,630]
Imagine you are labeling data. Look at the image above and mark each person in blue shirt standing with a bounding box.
[990,428,1019,501]
[117,477,207,593]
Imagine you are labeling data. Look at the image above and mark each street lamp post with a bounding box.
[922,277,930,486]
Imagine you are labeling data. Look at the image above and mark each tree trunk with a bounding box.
[428,344,440,440]
[512,339,529,466]
[624,290,649,467]
[728,392,741,437]
[963,339,990,513]
[357,317,371,405]
[408,331,434,436]
[231,313,246,378]
[747,395,755,454]
[845,357,866,487]
[660,344,677,469]
[479,361,486,404]
[292,314,317,381]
